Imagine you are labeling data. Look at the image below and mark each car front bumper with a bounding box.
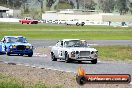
[70,55,97,61]
[7,49,33,54]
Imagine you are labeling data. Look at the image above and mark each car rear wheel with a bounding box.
[91,59,97,64]
[51,52,57,61]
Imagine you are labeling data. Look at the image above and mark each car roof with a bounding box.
[62,39,80,41]
[4,36,23,38]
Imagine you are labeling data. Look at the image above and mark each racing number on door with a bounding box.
[58,50,63,57]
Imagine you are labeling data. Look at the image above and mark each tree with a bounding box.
[128,1,132,14]
[116,0,129,15]
[98,0,115,13]
[47,0,54,7]
[69,1,74,8]
[85,0,97,10]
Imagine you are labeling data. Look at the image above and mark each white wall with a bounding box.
[42,12,103,22]
[0,18,20,22]
[0,12,8,18]
[42,13,58,20]
[58,14,103,21]
[6,9,21,18]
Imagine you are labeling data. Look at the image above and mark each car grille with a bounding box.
[80,51,90,56]
[17,45,26,50]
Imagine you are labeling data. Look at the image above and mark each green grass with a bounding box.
[0,23,132,40]
[0,73,61,88]
[0,73,24,88]
[93,46,132,60]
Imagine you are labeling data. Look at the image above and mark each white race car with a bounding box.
[66,20,85,26]
[51,39,98,64]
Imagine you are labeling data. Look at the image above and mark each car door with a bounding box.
[52,41,61,58]
[57,41,65,59]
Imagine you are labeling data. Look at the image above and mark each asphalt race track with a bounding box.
[0,40,132,75]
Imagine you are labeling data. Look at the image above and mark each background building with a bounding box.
[0,6,9,18]
[0,6,21,18]
[42,9,132,23]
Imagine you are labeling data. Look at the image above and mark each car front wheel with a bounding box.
[7,52,10,56]
[51,52,57,61]
[28,52,33,57]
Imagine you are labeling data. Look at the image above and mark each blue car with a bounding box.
[0,36,33,57]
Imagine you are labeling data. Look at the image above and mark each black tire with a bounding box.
[65,52,70,63]
[81,22,85,26]
[76,22,80,26]
[21,22,23,24]
[76,75,87,85]
[91,59,97,64]
[28,52,33,57]
[7,52,10,56]
[51,52,57,61]
[78,61,82,63]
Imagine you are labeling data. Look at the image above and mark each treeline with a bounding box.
[98,0,132,15]
[0,0,132,15]
[0,0,27,8]
[78,0,132,15]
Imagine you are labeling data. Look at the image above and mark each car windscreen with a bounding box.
[6,37,27,43]
[64,40,87,47]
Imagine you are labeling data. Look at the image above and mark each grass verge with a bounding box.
[93,46,132,61]
[0,73,61,88]
[0,23,132,40]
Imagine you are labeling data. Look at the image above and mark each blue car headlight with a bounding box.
[13,45,16,48]
[26,46,33,49]
[26,46,30,48]
[9,46,13,49]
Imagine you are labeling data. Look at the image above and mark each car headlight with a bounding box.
[26,46,33,49]
[76,51,79,54]
[10,45,16,49]
[91,51,94,54]
[13,45,16,48]
[71,51,75,54]
[26,46,30,48]
[9,46,13,49]
[71,51,75,57]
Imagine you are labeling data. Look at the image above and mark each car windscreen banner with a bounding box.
[76,67,131,85]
